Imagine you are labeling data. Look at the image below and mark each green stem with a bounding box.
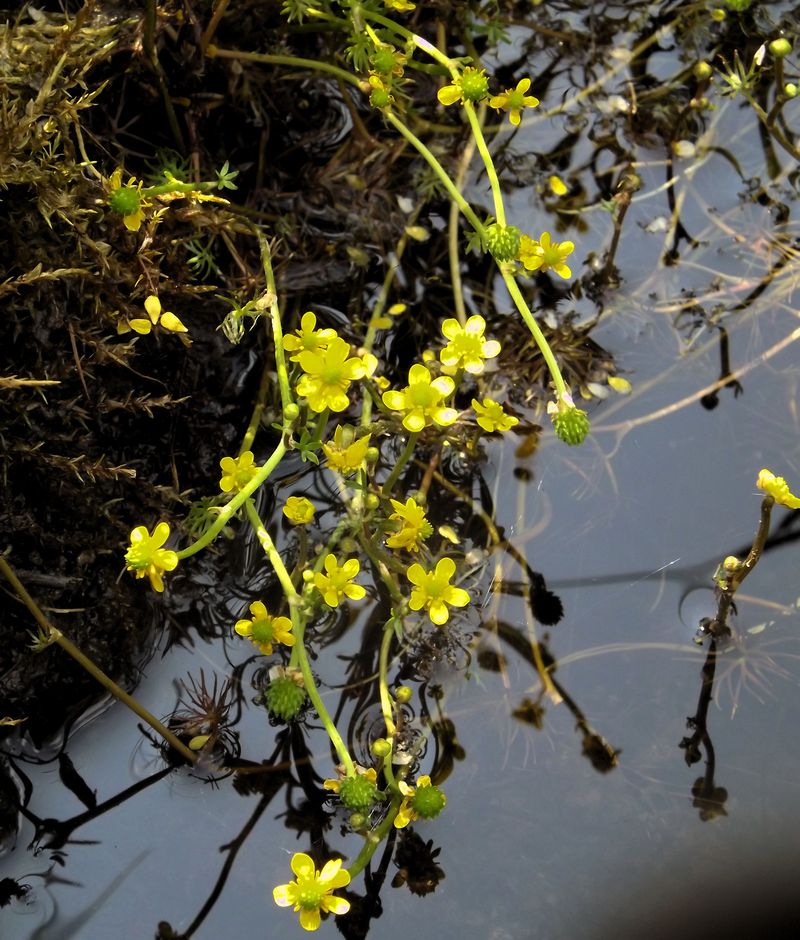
[381,431,418,498]
[384,111,485,236]
[176,437,287,560]
[500,268,567,398]
[209,47,361,88]
[346,796,401,879]
[257,232,293,417]
[378,620,397,736]
[463,101,505,225]
[0,556,198,766]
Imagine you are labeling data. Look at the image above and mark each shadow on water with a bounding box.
[3,0,800,937]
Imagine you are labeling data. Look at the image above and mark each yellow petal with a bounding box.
[144,295,162,323]
[129,319,152,335]
[159,312,188,333]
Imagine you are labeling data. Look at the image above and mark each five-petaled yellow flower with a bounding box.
[234,601,295,655]
[382,364,458,433]
[282,311,337,362]
[439,315,501,375]
[127,295,188,335]
[394,775,446,827]
[322,426,372,474]
[756,469,800,508]
[219,450,259,493]
[518,232,575,279]
[314,555,366,607]
[124,522,179,593]
[472,398,519,433]
[273,852,351,932]
[283,496,316,525]
[489,77,540,126]
[296,336,366,413]
[386,497,433,553]
[406,556,470,625]
[437,66,490,106]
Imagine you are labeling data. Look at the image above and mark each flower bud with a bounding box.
[371,738,391,758]
[693,61,713,81]
[395,686,413,704]
[769,38,792,59]
[284,402,300,422]
[785,83,798,98]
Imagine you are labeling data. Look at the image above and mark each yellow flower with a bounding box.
[382,364,458,433]
[394,775,446,827]
[128,295,188,335]
[439,315,501,375]
[756,469,800,508]
[273,853,351,932]
[219,450,259,493]
[549,174,568,196]
[234,600,295,655]
[323,763,378,794]
[472,398,519,433]
[282,311,337,362]
[489,77,540,125]
[386,497,433,553]
[283,496,316,525]
[437,67,490,106]
[322,426,371,474]
[314,555,366,607]
[296,336,366,413]
[406,556,470,626]
[124,522,179,593]
[518,232,574,279]
[107,167,148,231]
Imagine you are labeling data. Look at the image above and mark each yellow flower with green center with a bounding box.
[128,295,188,335]
[124,522,179,593]
[394,775,446,827]
[437,66,490,106]
[314,555,366,608]
[406,556,470,625]
[518,232,575,279]
[322,425,372,474]
[756,469,800,508]
[386,497,433,552]
[472,398,519,433]
[489,77,540,125]
[234,601,295,655]
[323,763,378,794]
[219,450,259,493]
[107,168,149,231]
[382,364,458,433]
[273,852,351,932]
[282,311,337,362]
[296,336,366,413]
[283,495,316,525]
[439,315,501,375]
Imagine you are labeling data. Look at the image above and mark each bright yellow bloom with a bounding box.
[386,497,433,553]
[322,426,371,474]
[407,556,470,626]
[107,167,149,231]
[124,522,179,593]
[549,174,568,196]
[756,469,800,508]
[234,600,295,655]
[314,555,366,607]
[394,775,446,827]
[439,315,501,375]
[437,67,489,106]
[282,311,337,362]
[128,295,188,335]
[219,450,259,493]
[323,764,378,794]
[296,336,366,413]
[489,77,539,125]
[472,398,519,433]
[382,364,458,433]
[283,496,316,525]
[518,232,575,279]
[273,853,351,932]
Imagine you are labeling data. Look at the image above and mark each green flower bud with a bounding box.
[284,402,300,422]
[395,686,413,704]
[265,676,307,721]
[370,47,398,75]
[710,8,726,21]
[365,446,379,464]
[349,812,367,830]
[769,38,792,59]
[693,61,713,81]
[485,223,522,263]
[339,774,380,811]
[411,783,446,819]
[365,491,380,510]
[370,87,392,110]
[109,187,141,216]
[785,83,799,98]
[551,406,590,446]
[371,737,391,758]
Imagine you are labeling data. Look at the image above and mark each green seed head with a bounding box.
[109,187,141,216]
[265,676,307,721]
[370,87,392,110]
[338,774,380,811]
[460,67,489,103]
[551,406,590,446]
[370,47,398,75]
[411,783,446,819]
[485,223,522,263]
